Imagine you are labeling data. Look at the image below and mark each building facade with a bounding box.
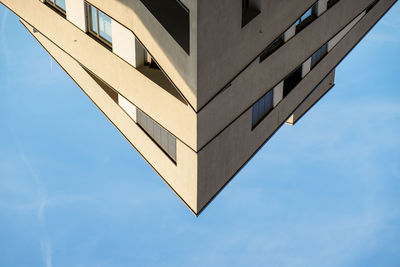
[0,0,397,214]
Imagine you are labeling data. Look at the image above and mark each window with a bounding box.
[326,0,340,9]
[295,4,318,33]
[311,43,328,69]
[87,3,113,47]
[260,34,285,62]
[140,0,190,54]
[283,66,302,98]
[252,89,273,128]
[137,109,177,162]
[45,0,66,16]
[242,0,260,27]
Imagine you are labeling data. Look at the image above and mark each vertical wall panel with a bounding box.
[111,20,145,67]
[66,0,86,31]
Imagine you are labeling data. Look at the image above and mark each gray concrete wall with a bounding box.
[197,0,375,150]
[287,70,336,125]
[196,0,317,109]
[197,0,396,212]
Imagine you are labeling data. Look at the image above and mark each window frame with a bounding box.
[295,3,318,33]
[86,3,113,49]
[311,43,328,69]
[44,0,66,17]
[260,34,285,62]
[251,89,274,129]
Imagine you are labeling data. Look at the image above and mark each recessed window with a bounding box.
[311,43,328,69]
[326,0,340,9]
[137,109,177,162]
[283,66,302,98]
[260,34,285,62]
[87,3,113,48]
[252,89,273,128]
[295,4,318,33]
[242,0,260,27]
[45,0,66,16]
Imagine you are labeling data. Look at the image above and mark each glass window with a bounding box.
[45,0,66,16]
[90,6,98,33]
[295,4,317,33]
[137,109,177,162]
[87,3,112,47]
[56,0,66,11]
[252,89,273,128]
[98,11,112,43]
[283,66,302,98]
[311,44,328,69]
[260,34,285,62]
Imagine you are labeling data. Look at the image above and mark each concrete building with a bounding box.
[0,0,396,215]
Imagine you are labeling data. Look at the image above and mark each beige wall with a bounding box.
[0,0,198,150]
[87,0,199,109]
[111,19,145,68]
[22,20,200,213]
[66,0,86,31]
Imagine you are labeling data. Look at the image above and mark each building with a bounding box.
[0,0,396,215]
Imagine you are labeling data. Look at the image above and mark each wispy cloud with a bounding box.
[38,194,47,221]
[41,239,52,267]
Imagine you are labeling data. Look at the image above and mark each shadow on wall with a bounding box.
[113,0,190,55]
[138,0,190,55]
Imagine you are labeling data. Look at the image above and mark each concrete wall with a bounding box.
[287,70,335,125]
[66,0,86,31]
[196,0,396,212]
[197,0,375,150]
[0,0,198,150]
[88,0,198,109]
[196,0,317,109]
[22,21,200,213]
[118,94,137,122]
[111,19,145,68]
[328,11,366,51]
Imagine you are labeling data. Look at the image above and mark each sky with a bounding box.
[0,3,399,267]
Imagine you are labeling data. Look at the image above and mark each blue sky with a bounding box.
[1,3,399,267]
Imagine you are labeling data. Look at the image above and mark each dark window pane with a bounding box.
[283,67,302,97]
[260,34,285,62]
[90,6,98,33]
[252,89,273,128]
[311,44,328,69]
[295,5,317,33]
